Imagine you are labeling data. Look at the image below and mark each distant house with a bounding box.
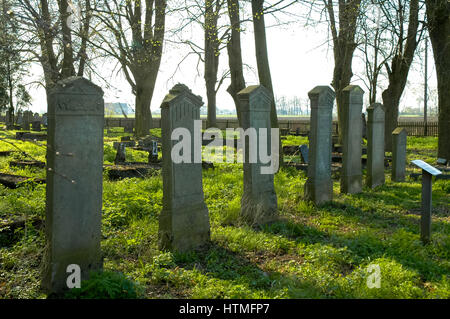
[104,102,134,116]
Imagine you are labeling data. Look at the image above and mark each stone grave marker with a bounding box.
[114,143,126,164]
[22,110,32,130]
[366,103,385,188]
[16,111,23,126]
[43,77,104,295]
[392,127,407,182]
[158,84,210,252]
[304,86,335,205]
[299,144,309,164]
[238,85,278,225]
[340,85,364,194]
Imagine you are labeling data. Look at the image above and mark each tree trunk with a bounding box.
[134,79,155,137]
[204,0,220,128]
[251,0,282,169]
[382,87,402,151]
[226,0,245,126]
[426,0,450,160]
[382,0,420,152]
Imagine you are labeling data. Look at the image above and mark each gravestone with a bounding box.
[362,113,367,140]
[238,85,278,225]
[340,85,364,194]
[114,143,126,164]
[149,140,158,163]
[22,110,32,130]
[43,77,104,295]
[32,121,41,131]
[42,113,48,127]
[124,121,133,133]
[299,144,309,164]
[392,127,407,182]
[411,160,442,244]
[158,84,210,252]
[304,86,335,205]
[366,103,385,188]
[16,111,23,126]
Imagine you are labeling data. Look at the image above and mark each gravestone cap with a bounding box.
[308,86,335,108]
[51,76,103,96]
[411,160,442,176]
[392,127,407,136]
[342,85,364,103]
[160,83,203,108]
[48,77,104,116]
[367,103,385,122]
[237,85,272,112]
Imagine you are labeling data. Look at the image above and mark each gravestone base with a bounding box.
[42,250,103,296]
[366,174,385,189]
[240,191,278,226]
[158,202,210,252]
[304,178,333,205]
[340,174,362,194]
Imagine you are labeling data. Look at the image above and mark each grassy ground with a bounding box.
[0,128,448,299]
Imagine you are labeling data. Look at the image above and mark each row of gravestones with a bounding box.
[5,110,48,131]
[42,77,278,295]
[42,77,407,296]
[304,86,407,205]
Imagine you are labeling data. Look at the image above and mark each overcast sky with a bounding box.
[26,3,437,115]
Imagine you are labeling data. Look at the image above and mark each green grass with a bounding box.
[0,129,448,299]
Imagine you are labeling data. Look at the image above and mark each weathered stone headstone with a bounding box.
[238,85,278,225]
[42,113,48,127]
[362,113,367,140]
[392,127,407,182]
[340,85,364,194]
[158,84,210,252]
[43,77,104,295]
[366,103,385,188]
[149,140,158,163]
[304,86,335,205]
[299,144,309,164]
[123,121,133,133]
[31,121,41,131]
[22,110,32,131]
[16,111,23,125]
[114,143,126,164]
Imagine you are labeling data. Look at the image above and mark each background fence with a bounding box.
[0,115,439,137]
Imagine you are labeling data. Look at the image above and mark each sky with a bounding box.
[26,2,437,116]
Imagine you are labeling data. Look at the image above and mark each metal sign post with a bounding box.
[411,160,442,244]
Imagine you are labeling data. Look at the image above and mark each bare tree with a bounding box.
[356,1,394,105]
[380,0,421,151]
[425,0,450,160]
[93,0,167,137]
[15,0,94,96]
[225,0,246,125]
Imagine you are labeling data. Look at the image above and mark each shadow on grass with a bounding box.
[171,241,331,298]
[257,214,449,283]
